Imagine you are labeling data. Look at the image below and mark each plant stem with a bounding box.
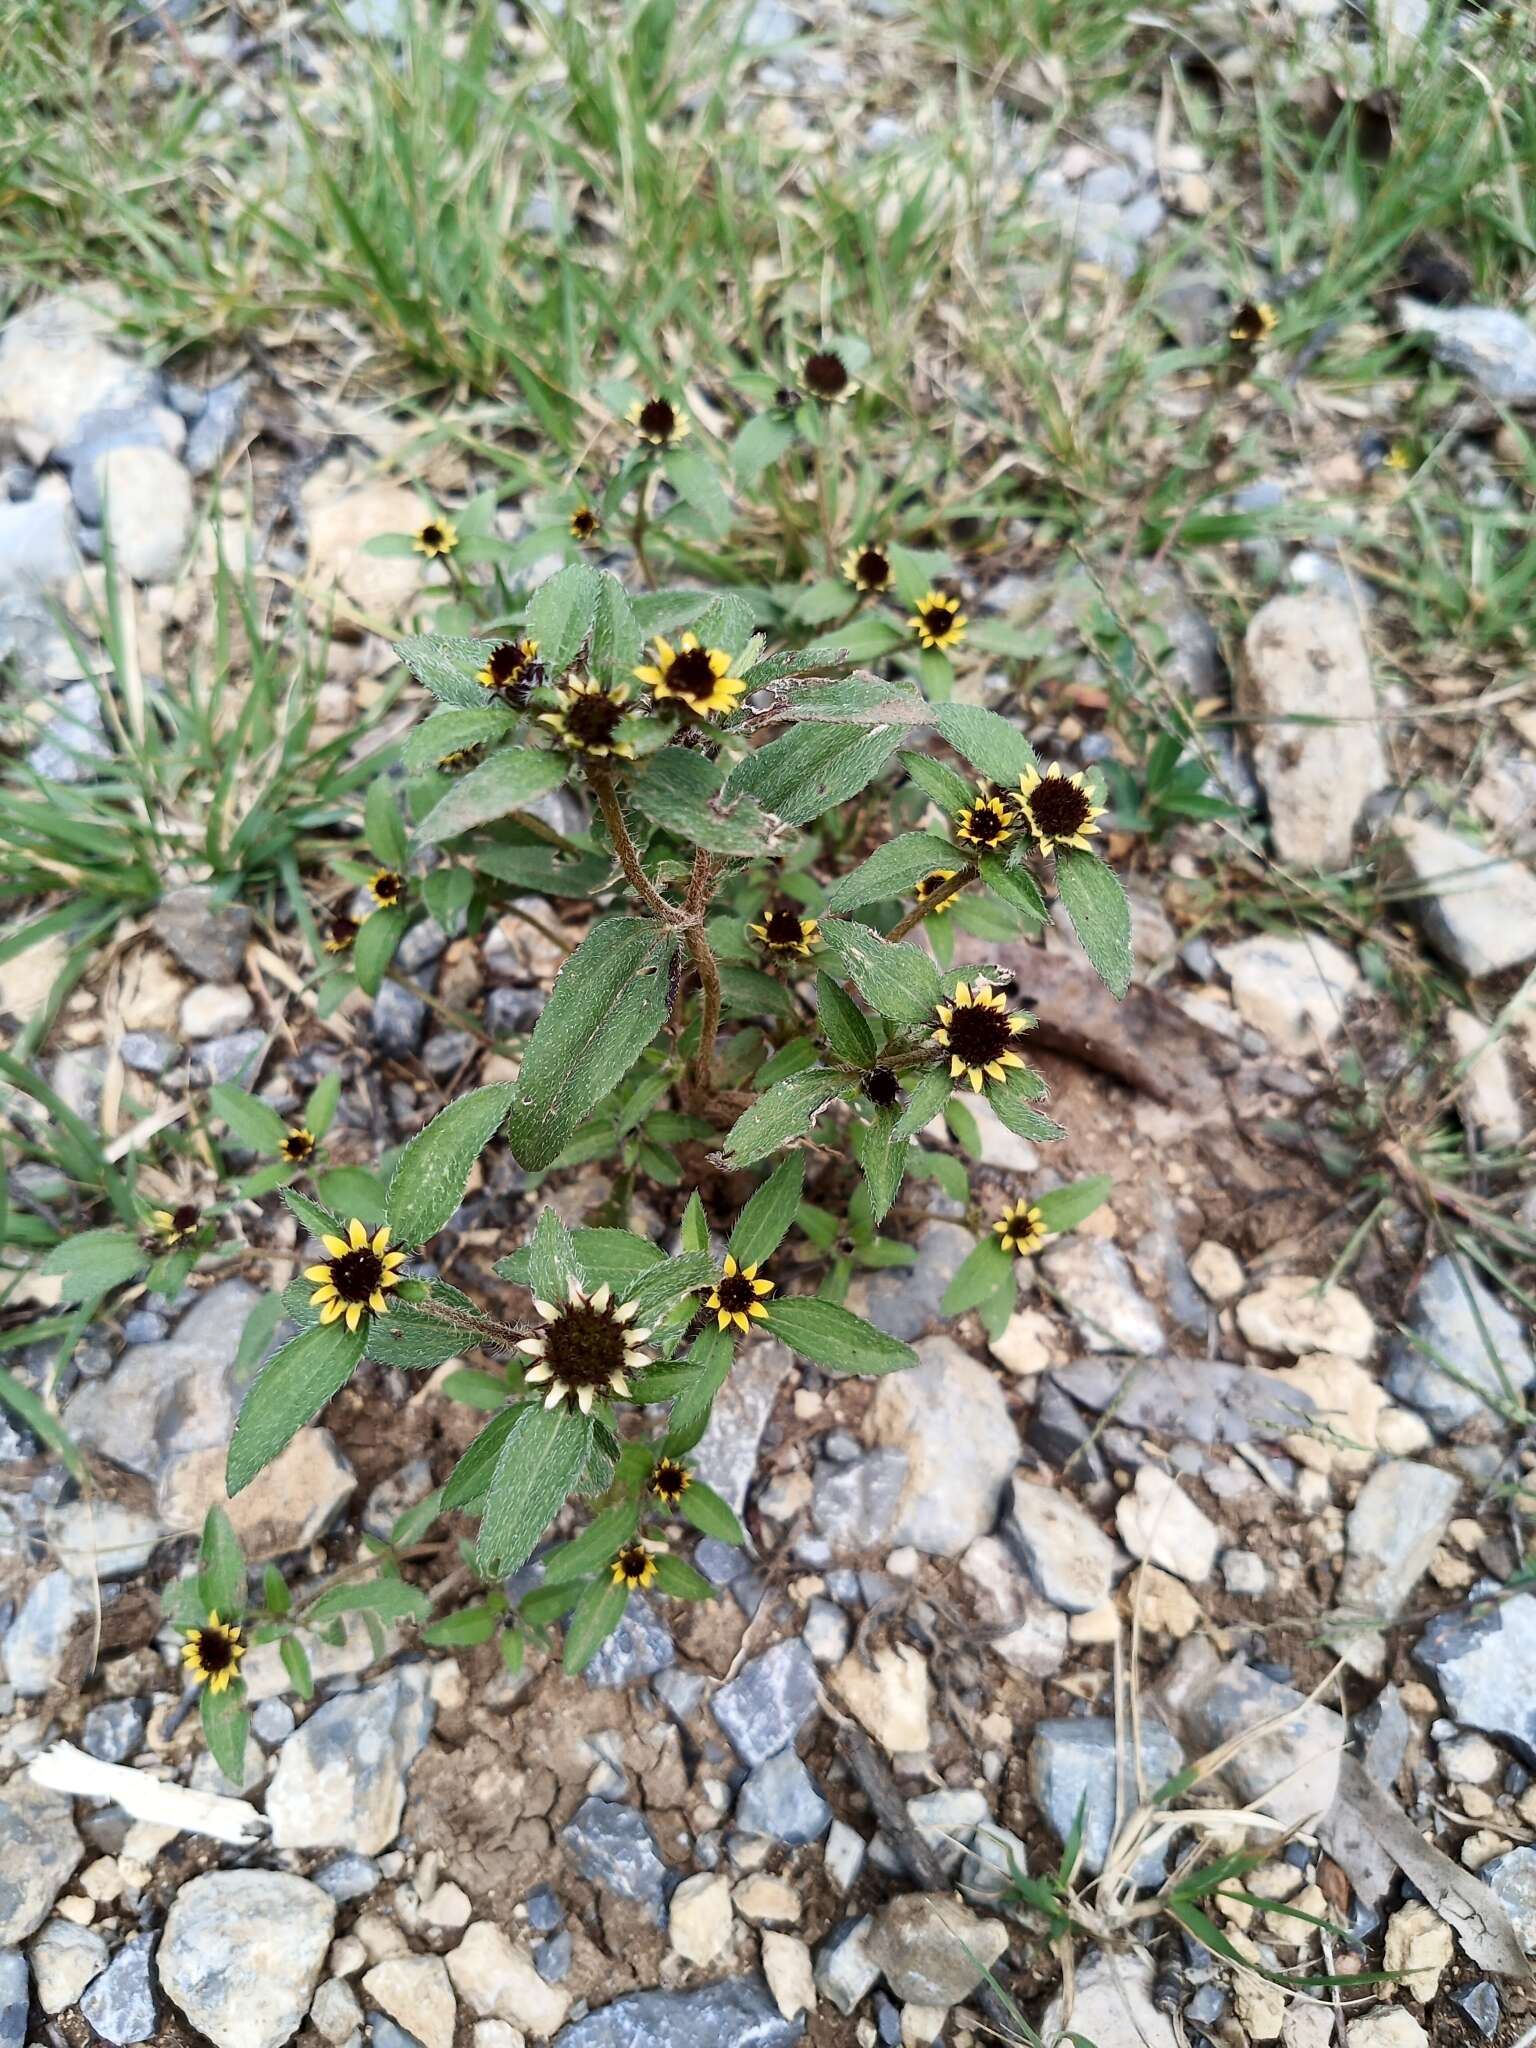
[887,864,978,941]
[684,925,723,1094]
[410,1295,529,1351]
[586,766,675,921]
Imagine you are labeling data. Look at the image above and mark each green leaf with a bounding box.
[394,634,500,710]
[820,920,942,1022]
[933,703,1039,788]
[718,964,798,1020]
[362,1295,474,1371]
[401,707,517,774]
[280,1634,314,1699]
[209,1084,290,1153]
[226,1319,368,1495]
[365,779,410,869]
[1056,849,1132,998]
[988,1068,1066,1144]
[505,919,675,1171]
[652,1555,714,1601]
[890,1063,952,1141]
[415,748,568,846]
[681,1191,709,1254]
[199,1683,249,1787]
[590,572,642,676]
[308,1577,431,1625]
[663,446,731,537]
[384,1085,514,1247]
[529,1207,585,1305]
[690,592,757,658]
[899,749,973,816]
[422,1604,503,1647]
[725,722,907,827]
[1035,1174,1114,1234]
[979,852,1048,924]
[283,1188,346,1241]
[762,1297,917,1374]
[734,410,799,485]
[527,560,602,669]
[498,1224,664,1293]
[262,1563,290,1617]
[628,749,780,855]
[353,906,407,997]
[39,1229,149,1303]
[663,1325,735,1456]
[815,973,877,1067]
[756,676,926,727]
[544,1499,641,1584]
[306,1071,343,1139]
[423,866,474,929]
[562,1574,631,1675]
[197,1507,246,1620]
[620,1249,717,1326]
[852,1107,907,1224]
[315,1166,391,1217]
[942,1237,1016,1314]
[442,1404,525,1512]
[886,540,951,605]
[825,832,960,914]
[518,1578,584,1629]
[477,1402,592,1576]
[721,1068,844,1169]
[729,1152,806,1268]
[680,1480,744,1545]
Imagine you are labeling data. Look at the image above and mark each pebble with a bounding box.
[150,885,251,982]
[0,1951,24,2048]
[814,1917,881,2017]
[987,1307,1056,1377]
[1029,1717,1184,1882]
[958,1535,1068,1675]
[1040,1237,1162,1356]
[447,1923,568,2040]
[1448,1008,1526,1147]
[265,1667,435,1854]
[1449,1981,1501,2038]
[1039,1950,1177,2048]
[310,1977,364,2044]
[559,1800,669,1919]
[692,1339,792,1516]
[1235,1276,1374,1361]
[549,1977,803,2046]
[1382,1901,1454,2000]
[1392,816,1536,979]
[1346,2012,1427,2048]
[362,1955,456,2048]
[182,376,249,477]
[95,443,194,582]
[824,1820,867,1893]
[1004,1476,1117,1613]
[712,1638,819,1767]
[82,1700,146,1765]
[1385,1254,1534,1434]
[158,1873,334,2048]
[735,1749,831,1844]
[759,1932,813,2024]
[533,1931,570,1984]
[733,1876,800,1927]
[866,1335,1020,1557]
[864,1893,1007,2007]
[1222,1549,1268,1597]
[189,1027,266,1086]
[859,1222,973,1342]
[1189,1240,1244,1302]
[1397,296,1536,403]
[29,1917,109,2013]
[372,980,429,1058]
[803,1599,850,1666]
[833,1642,931,1753]
[1115,1466,1220,1583]
[80,1931,157,2045]
[1328,1461,1460,1677]
[585,1595,674,1689]
[523,1888,562,1937]
[1417,1594,1536,1767]
[1215,933,1362,1056]
[28,679,112,783]
[46,1499,162,1581]
[667,1873,734,1966]
[314,1855,381,1904]
[0,289,159,458]
[1179,1658,1343,1830]
[180,981,254,1040]
[812,1449,908,1553]
[118,1031,180,1076]
[3,1570,93,1695]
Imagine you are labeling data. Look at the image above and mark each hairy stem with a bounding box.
[409,1296,529,1352]
[586,766,675,921]
[684,924,723,1094]
[887,864,978,941]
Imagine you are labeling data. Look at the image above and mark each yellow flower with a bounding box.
[569,504,602,543]
[1383,441,1413,473]
[953,792,1013,851]
[305,1218,407,1332]
[634,633,744,718]
[475,640,541,702]
[437,745,485,775]
[993,1200,1046,1257]
[842,543,893,594]
[1228,300,1277,346]
[650,1457,692,1508]
[516,1279,652,1416]
[412,519,459,559]
[611,1543,658,1590]
[539,677,635,759]
[1014,763,1106,856]
[749,907,819,957]
[907,589,967,650]
[149,1203,201,1248]
[803,349,858,403]
[182,1613,245,1694]
[324,915,359,954]
[930,980,1031,1093]
[368,869,405,909]
[627,396,689,446]
[281,1126,315,1164]
[707,1254,774,1335]
[913,868,959,913]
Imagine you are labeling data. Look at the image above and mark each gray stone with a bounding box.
[313,1856,380,1904]
[1327,1461,1460,1676]
[1029,1718,1184,1884]
[46,1499,162,1581]
[121,1311,168,1343]
[551,1977,803,2047]
[82,1700,146,1764]
[735,1749,831,1845]
[860,1222,973,1342]
[265,1667,434,1854]
[0,1951,24,2048]
[1040,1237,1163,1356]
[1385,1255,1534,1434]
[1040,1950,1177,2048]
[361,1457,434,1541]
[1047,1355,1314,1446]
[959,1824,1029,1902]
[803,1599,850,1666]
[1393,816,1536,980]
[64,1279,262,1486]
[80,1932,157,2045]
[585,1595,674,1689]
[183,378,249,478]
[866,1334,1020,1558]
[158,1872,335,2048]
[422,1031,475,1077]
[371,980,428,1059]
[1483,1846,1536,1953]
[712,1639,819,1767]
[863,1893,1007,2007]
[29,680,111,784]
[3,1570,91,1695]
[559,1799,668,1919]
[813,1918,880,2017]
[484,986,544,1037]
[1004,1476,1116,1613]
[150,886,251,982]
[250,1699,295,1748]
[811,1450,908,1554]
[29,1917,109,2014]
[367,2017,421,2048]
[94,445,193,583]
[906,1788,991,1878]
[397,917,449,974]
[118,1031,180,1076]
[0,491,77,594]
[1416,1592,1536,1766]
[0,291,159,457]
[957,1535,1068,1676]
[534,1931,571,1984]
[61,405,176,521]
[525,1886,562,1935]
[0,1777,81,1944]
[1398,297,1536,403]
[1450,1980,1502,2038]
[1176,1659,1343,1829]
[692,1339,793,1517]
[189,1029,266,1086]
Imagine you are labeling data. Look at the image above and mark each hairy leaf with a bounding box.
[820,920,943,1022]
[227,1319,368,1494]
[762,1296,917,1374]
[415,748,568,846]
[384,1084,514,1247]
[1057,848,1132,998]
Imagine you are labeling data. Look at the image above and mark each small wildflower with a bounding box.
[569,503,602,543]
[627,396,689,446]
[749,906,819,958]
[634,633,744,718]
[650,1457,692,1508]
[368,869,405,910]
[953,791,1013,851]
[437,745,485,775]
[280,1126,316,1164]
[907,589,967,651]
[1384,441,1413,472]
[611,1542,658,1590]
[913,868,960,913]
[324,915,359,955]
[803,348,858,403]
[517,1279,652,1416]
[931,980,1031,1094]
[475,639,542,705]
[993,1199,1047,1257]
[539,677,635,760]
[412,519,459,559]
[182,1612,245,1694]
[304,1218,407,1332]
[707,1254,774,1335]
[148,1203,201,1248]
[1228,300,1277,346]
[864,1067,901,1109]
[1013,763,1106,856]
[842,543,893,594]
[773,384,801,412]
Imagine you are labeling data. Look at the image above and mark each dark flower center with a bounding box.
[855,548,890,587]
[1027,776,1093,838]
[282,1133,313,1161]
[373,872,403,902]
[329,916,358,948]
[420,525,444,548]
[947,1004,1012,1067]
[615,1545,650,1583]
[564,692,624,747]
[804,351,850,397]
[171,1203,199,1234]
[652,1462,687,1502]
[195,1627,236,1673]
[1230,302,1266,340]
[544,1304,628,1386]
[761,907,804,947]
[774,386,800,410]
[921,602,957,635]
[639,398,677,439]
[865,1067,901,1108]
[572,508,598,536]
[964,804,1008,845]
[716,1271,756,1313]
[330,1247,384,1302]
[662,645,720,702]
